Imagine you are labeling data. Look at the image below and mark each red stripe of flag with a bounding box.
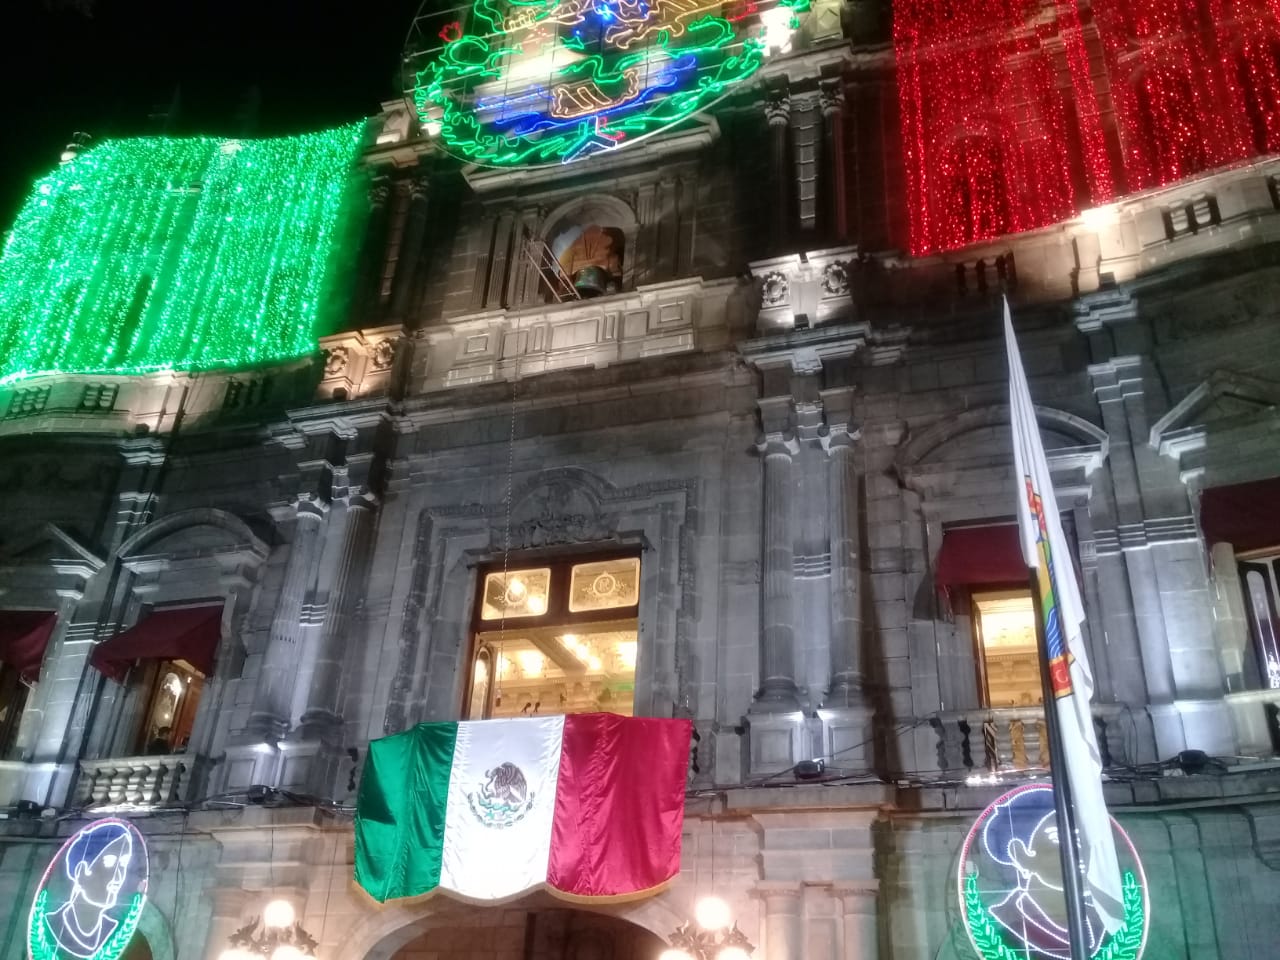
[548,713,692,898]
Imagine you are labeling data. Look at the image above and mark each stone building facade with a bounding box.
[3,2,1280,960]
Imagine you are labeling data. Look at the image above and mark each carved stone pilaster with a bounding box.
[356,177,394,317]
[754,434,802,712]
[390,175,431,321]
[819,79,847,242]
[833,883,881,960]
[246,498,326,741]
[297,493,379,740]
[760,884,803,960]
[824,429,865,707]
[766,94,792,252]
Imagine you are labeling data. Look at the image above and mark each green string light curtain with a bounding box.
[0,124,366,386]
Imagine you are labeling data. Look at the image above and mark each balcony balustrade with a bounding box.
[934,704,1132,776]
[75,754,190,808]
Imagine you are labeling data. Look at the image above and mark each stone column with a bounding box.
[298,494,378,738]
[1209,541,1251,691]
[825,430,865,706]
[757,437,801,710]
[761,885,803,960]
[835,884,880,960]
[201,888,249,960]
[766,95,792,253]
[357,178,393,315]
[247,500,325,741]
[388,175,430,320]
[819,79,847,244]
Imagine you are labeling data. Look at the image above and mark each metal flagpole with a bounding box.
[1028,570,1093,960]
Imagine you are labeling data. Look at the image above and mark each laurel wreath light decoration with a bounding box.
[409,0,810,167]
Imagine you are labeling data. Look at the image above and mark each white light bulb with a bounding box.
[695,896,732,931]
[717,947,751,960]
[272,946,304,960]
[507,577,527,599]
[526,596,546,615]
[262,899,295,929]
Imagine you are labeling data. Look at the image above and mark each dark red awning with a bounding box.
[0,611,57,683]
[935,524,1026,591]
[1200,477,1280,555]
[90,605,222,683]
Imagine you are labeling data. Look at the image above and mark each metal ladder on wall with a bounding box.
[521,230,581,303]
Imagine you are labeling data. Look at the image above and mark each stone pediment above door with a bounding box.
[1151,370,1280,450]
[0,522,104,600]
[1150,370,1280,483]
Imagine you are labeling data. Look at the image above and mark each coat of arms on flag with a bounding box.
[354,713,691,903]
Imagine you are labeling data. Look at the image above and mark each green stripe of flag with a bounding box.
[354,721,457,901]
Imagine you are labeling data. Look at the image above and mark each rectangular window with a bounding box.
[479,567,552,620]
[0,667,29,757]
[971,588,1042,708]
[0,610,57,757]
[467,554,640,720]
[135,658,205,755]
[568,556,640,612]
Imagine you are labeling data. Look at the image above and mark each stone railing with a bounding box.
[75,755,191,809]
[934,704,1133,776]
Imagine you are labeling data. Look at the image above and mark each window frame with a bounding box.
[1237,548,1280,691]
[0,665,30,758]
[465,549,642,719]
[131,657,206,756]
[968,583,1043,710]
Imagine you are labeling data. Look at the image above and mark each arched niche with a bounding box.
[540,196,639,299]
[85,507,272,768]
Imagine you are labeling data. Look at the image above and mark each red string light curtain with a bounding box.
[894,0,1280,255]
[894,0,1085,254]
[1089,0,1280,189]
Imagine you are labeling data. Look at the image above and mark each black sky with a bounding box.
[0,0,425,223]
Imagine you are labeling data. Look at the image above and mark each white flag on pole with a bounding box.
[1004,297,1124,933]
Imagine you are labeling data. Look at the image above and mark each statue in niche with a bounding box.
[554,224,625,297]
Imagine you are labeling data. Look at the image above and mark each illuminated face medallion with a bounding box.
[409,0,808,166]
[28,819,148,960]
[958,784,1149,960]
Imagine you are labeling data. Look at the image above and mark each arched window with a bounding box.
[90,603,221,755]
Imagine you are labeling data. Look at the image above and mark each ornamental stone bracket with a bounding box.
[749,246,859,334]
[317,323,406,402]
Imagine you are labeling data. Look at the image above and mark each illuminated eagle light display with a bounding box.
[407,0,809,166]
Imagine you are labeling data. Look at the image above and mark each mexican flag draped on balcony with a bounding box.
[354,713,692,902]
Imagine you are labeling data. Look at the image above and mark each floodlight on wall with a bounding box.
[219,899,318,960]
[662,897,755,960]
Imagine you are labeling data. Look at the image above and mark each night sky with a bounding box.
[0,0,425,224]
